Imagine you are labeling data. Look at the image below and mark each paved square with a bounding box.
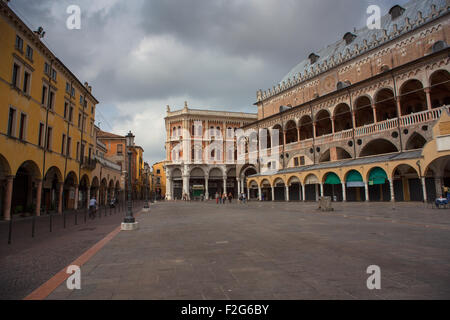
[48,201,450,300]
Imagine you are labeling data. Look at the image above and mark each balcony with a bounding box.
[81,157,96,170]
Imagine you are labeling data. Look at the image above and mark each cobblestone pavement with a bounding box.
[41,201,450,299]
[0,202,146,300]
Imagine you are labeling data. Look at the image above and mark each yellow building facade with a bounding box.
[152,161,167,200]
[0,2,98,219]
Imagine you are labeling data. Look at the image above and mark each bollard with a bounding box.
[50,214,53,233]
[8,215,13,245]
[32,215,36,238]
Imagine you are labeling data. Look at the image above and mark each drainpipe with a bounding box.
[347,88,357,159]
[391,71,403,152]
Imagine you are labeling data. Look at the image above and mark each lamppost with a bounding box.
[121,131,139,230]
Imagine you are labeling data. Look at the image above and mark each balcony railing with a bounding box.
[81,157,96,170]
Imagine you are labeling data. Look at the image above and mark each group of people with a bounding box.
[214,192,248,204]
[215,192,233,204]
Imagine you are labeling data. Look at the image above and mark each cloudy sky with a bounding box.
[10,0,403,164]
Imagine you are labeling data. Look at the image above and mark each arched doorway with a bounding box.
[79,175,90,209]
[208,168,224,198]
[429,70,450,108]
[334,103,353,132]
[304,174,320,201]
[392,164,423,202]
[172,168,183,200]
[43,166,63,213]
[345,170,366,201]
[424,155,450,199]
[323,172,343,201]
[288,176,302,201]
[64,172,78,210]
[400,79,427,115]
[90,176,100,204]
[227,168,237,198]
[260,179,272,201]
[375,88,397,121]
[99,178,108,206]
[190,167,206,200]
[12,161,41,216]
[354,96,374,127]
[273,178,286,201]
[315,110,332,137]
[285,121,298,144]
[299,116,313,140]
[367,167,391,201]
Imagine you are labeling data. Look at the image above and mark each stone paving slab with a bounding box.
[47,201,450,300]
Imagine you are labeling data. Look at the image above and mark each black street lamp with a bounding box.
[124,131,135,224]
[144,168,150,209]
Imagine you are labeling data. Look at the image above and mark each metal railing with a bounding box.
[1,200,146,245]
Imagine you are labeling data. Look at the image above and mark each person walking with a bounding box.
[242,192,247,204]
[228,192,233,204]
[215,192,219,204]
[89,196,97,219]
[222,193,227,204]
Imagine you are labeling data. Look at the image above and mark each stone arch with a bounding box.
[189,167,206,177]
[171,168,183,178]
[303,173,319,186]
[322,171,343,201]
[44,166,63,184]
[0,154,11,179]
[285,120,298,144]
[391,164,422,201]
[273,177,286,186]
[299,115,313,140]
[429,69,450,108]
[334,103,353,132]
[366,166,391,202]
[374,88,397,121]
[287,175,301,186]
[399,79,427,115]
[239,165,257,179]
[315,109,332,137]
[272,124,284,147]
[11,160,42,215]
[209,167,224,178]
[405,132,427,150]
[15,160,42,180]
[319,147,352,163]
[354,95,374,127]
[360,139,398,157]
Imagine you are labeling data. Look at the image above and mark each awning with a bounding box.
[324,173,341,185]
[368,167,388,185]
[346,170,365,187]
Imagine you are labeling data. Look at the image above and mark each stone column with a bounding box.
[237,178,241,194]
[182,174,189,198]
[421,177,427,202]
[364,182,369,202]
[320,183,324,197]
[247,187,250,201]
[425,87,432,110]
[35,179,42,216]
[351,111,357,128]
[389,179,395,202]
[75,185,79,210]
[313,123,317,138]
[241,178,245,196]
[258,185,262,201]
[223,175,227,195]
[58,183,63,214]
[396,97,402,118]
[315,184,319,201]
[271,185,275,201]
[302,185,306,202]
[372,103,377,123]
[3,176,14,221]
[205,175,209,200]
[165,176,172,200]
[285,185,290,201]
[342,182,346,202]
[331,117,335,134]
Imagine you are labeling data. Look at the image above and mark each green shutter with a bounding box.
[324,172,341,185]
[368,167,388,185]
[346,170,363,182]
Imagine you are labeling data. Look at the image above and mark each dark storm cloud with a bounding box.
[9,0,403,163]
